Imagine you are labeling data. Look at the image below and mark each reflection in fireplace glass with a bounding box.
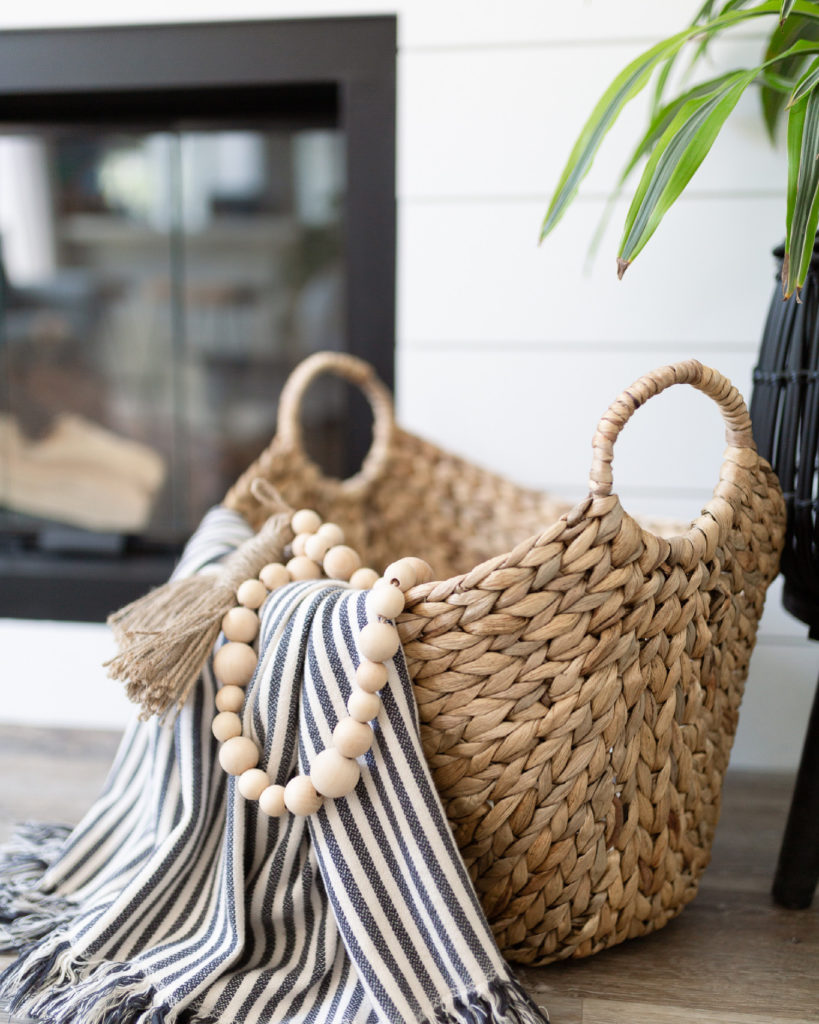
[0,125,346,547]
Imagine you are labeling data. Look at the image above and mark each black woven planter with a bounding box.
[751,241,819,635]
[750,241,819,909]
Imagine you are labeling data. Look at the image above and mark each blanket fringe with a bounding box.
[0,823,73,952]
[16,958,161,1024]
[427,977,549,1024]
[0,942,220,1024]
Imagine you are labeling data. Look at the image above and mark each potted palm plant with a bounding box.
[542,0,819,297]
[542,0,819,912]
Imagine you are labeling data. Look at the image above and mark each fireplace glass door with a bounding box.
[0,122,351,608]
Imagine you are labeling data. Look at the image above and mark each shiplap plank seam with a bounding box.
[400,341,760,352]
[402,33,770,52]
[399,192,787,203]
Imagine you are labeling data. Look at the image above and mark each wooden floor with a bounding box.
[0,725,816,1024]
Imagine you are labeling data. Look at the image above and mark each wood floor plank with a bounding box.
[580,999,815,1024]
[524,992,580,1024]
[521,892,818,1019]
[696,773,804,895]
[0,725,120,844]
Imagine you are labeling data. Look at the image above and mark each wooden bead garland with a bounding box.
[210,506,431,820]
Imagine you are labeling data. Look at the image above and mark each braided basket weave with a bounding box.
[224,351,785,965]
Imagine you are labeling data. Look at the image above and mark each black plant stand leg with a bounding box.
[773,673,819,909]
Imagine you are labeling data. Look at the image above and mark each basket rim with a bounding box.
[225,353,775,603]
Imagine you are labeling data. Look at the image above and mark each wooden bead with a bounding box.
[291,508,322,534]
[347,689,381,722]
[215,684,245,713]
[350,567,380,590]
[238,768,269,801]
[221,606,259,643]
[333,718,373,758]
[292,532,311,557]
[355,660,388,693]
[304,533,332,563]
[383,559,417,591]
[237,578,267,609]
[359,622,400,663]
[367,584,404,620]
[284,776,323,816]
[259,784,287,817]
[323,545,361,582]
[260,562,290,590]
[219,736,260,776]
[317,522,344,547]
[404,557,434,584]
[212,711,243,742]
[287,555,322,580]
[214,642,258,687]
[310,748,361,799]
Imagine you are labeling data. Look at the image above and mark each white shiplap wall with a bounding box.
[0,0,815,769]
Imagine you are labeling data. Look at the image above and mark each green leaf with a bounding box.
[649,0,716,117]
[762,69,799,92]
[784,75,819,295]
[760,14,819,140]
[694,0,722,19]
[541,38,687,241]
[781,0,797,22]
[615,37,819,275]
[643,37,817,174]
[788,54,819,103]
[762,76,791,140]
[650,57,678,122]
[541,1,819,242]
[623,72,748,182]
[617,72,753,275]
[682,0,769,88]
[785,74,806,231]
[650,1,757,119]
[585,73,745,271]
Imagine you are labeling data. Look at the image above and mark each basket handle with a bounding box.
[276,350,395,485]
[588,359,755,498]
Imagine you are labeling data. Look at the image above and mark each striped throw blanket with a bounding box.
[0,507,548,1024]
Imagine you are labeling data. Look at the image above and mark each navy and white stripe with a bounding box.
[0,508,548,1024]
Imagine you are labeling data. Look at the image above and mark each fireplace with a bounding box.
[0,17,396,621]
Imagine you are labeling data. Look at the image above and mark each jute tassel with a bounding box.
[106,481,294,720]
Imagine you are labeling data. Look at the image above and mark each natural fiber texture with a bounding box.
[107,483,292,717]
[227,352,784,965]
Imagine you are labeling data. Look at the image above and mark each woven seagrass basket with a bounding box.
[223,351,785,965]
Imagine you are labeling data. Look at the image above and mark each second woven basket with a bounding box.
[224,351,785,964]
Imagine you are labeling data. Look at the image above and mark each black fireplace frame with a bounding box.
[0,16,396,621]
